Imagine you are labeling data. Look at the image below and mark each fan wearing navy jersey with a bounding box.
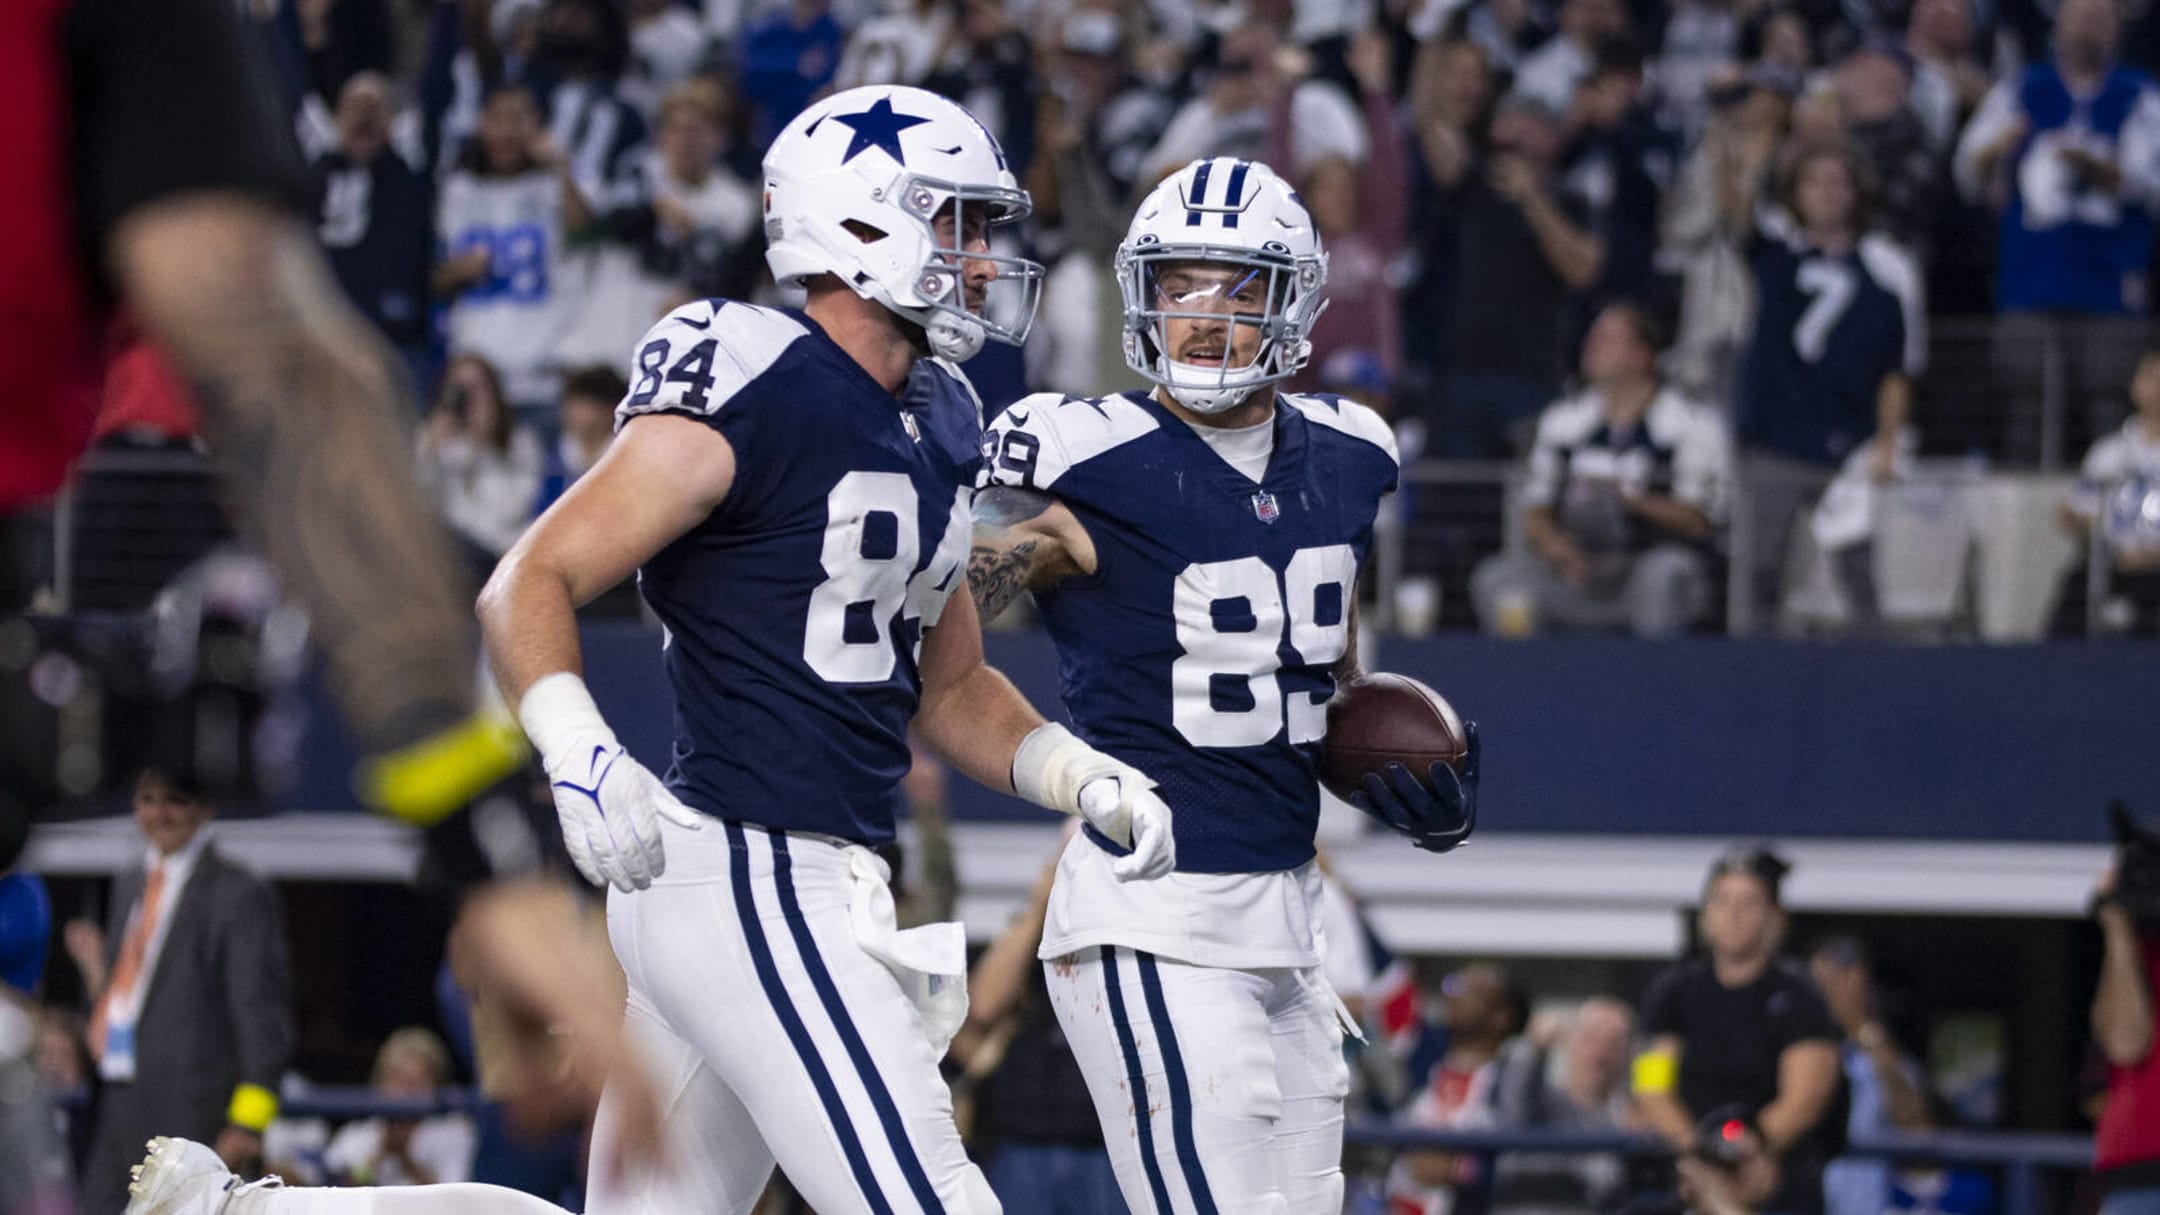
[470,85,1178,1215]
[967,158,1481,1215]
[1732,142,1925,632]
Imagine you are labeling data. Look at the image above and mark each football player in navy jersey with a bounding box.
[126,83,1177,1215]
[477,84,1196,1215]
[967,158,1481,1215]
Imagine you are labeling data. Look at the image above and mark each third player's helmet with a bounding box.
[1117,158,1329,413]
[763,85,1042,362]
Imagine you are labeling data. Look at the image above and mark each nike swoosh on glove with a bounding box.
[1350,720,1480,853]
[546,742,704,892]
[1077,776,1178,880]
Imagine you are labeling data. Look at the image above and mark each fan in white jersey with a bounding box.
[125,85,1174,1215]
[435,83,592,411]
[968,157,1483,1214]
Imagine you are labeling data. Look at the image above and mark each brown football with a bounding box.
[1318,673,1471,802]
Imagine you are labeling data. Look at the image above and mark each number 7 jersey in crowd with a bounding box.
[981,389,1399,968]
[617,299,979,844]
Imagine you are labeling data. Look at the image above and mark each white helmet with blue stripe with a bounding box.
[1117,157,1329,414]
[764,85,1043,361]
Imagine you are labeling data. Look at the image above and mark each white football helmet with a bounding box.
[764,85,1043,362]
[1117,158,1329,413]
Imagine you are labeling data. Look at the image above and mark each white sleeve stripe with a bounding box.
[984,393,1160,489]
[613,302,810,428]
[1858,236,1928,378]
[1284,394,1401,467]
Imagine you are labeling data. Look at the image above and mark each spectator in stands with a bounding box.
[435,82,590,415]
[268,0,396,126]
[1636,846,1842,1215]
[2092,858,2160,1215]
[415,354,545,577]
[1731,142,1924,635]
[1022,4,1167,396]
[531,0,647,201]
[954,831,1121,1214]
[1512,0,1629,115]
[1562,37,1679,306]
[540,366,625,512]
[1904,0,2001,317]
[1398,35,1498,410]
[620,0,710,121]
[563,77,759,368]
[739,0,845,154]
[1657,0,1746,138]
[1439,95,1607,457]
[1138,21,1368,187]
[1808,936,1935,1215]
[1834,40,1943,255]
[323,1027,476,1187]
[1297,28,1410,391]
[1905,0,1991,156]
[1386,963,1531,1215]
[1410,0,1549,75]
[1955,0,2160,466]
[2052,347,2160,636]
[1661,64,1792,399]
[1489,998,1638,1215]
[920,0,1038,173]
[1474,302,1729,637]
[1744,6,1817,94]
[313,72,436,387]
[834,0,948,91]
[71,768,294,1215]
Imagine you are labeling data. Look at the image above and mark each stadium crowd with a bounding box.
[58,0,2160,641]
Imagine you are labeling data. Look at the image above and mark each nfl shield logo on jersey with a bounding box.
[1251,490,1280,523]
[901,412,922,443]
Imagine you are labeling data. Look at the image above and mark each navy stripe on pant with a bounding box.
[1103,947,1178,1213]
[770,831,948,1213]
[723,821,896,1215]
[1136,951,1220,1215]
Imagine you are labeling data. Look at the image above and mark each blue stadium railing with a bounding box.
[1340,1123,2093,1215]
[57,1087,2094,1215]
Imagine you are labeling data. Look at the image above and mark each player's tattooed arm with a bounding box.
[969,486,1096,624]
[111,199,477,753]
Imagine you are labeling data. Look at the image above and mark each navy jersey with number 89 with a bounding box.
[980,390,1398,874]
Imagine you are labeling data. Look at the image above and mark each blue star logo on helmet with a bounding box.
[832,97,932,166]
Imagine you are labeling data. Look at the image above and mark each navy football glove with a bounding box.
[1350,720,1479,853]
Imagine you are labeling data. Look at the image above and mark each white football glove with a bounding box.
[520,673,702,893]
[1076,776,1177,881]
[1013,723,1178,882]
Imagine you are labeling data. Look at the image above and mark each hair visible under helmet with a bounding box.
[1117,157,1329,414]
[762,85,1043,362]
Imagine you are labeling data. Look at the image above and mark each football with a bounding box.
[1318,673,1471,802]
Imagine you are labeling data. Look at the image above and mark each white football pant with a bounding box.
[1045,946,1349,1215]
[229,820,991,1215]
[586,817,996,1215]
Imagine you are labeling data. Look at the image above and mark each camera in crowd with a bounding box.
[2104,801,2160,930]
[1617,1106,1767,1215]
[0,549,309,863]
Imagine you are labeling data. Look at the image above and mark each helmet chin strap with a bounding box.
[923,310,986,362]
[1158,356,1262,414]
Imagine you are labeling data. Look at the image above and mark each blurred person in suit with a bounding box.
[68,769,293,1215]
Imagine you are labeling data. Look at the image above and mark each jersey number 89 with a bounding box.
[1172,546,1356,748]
